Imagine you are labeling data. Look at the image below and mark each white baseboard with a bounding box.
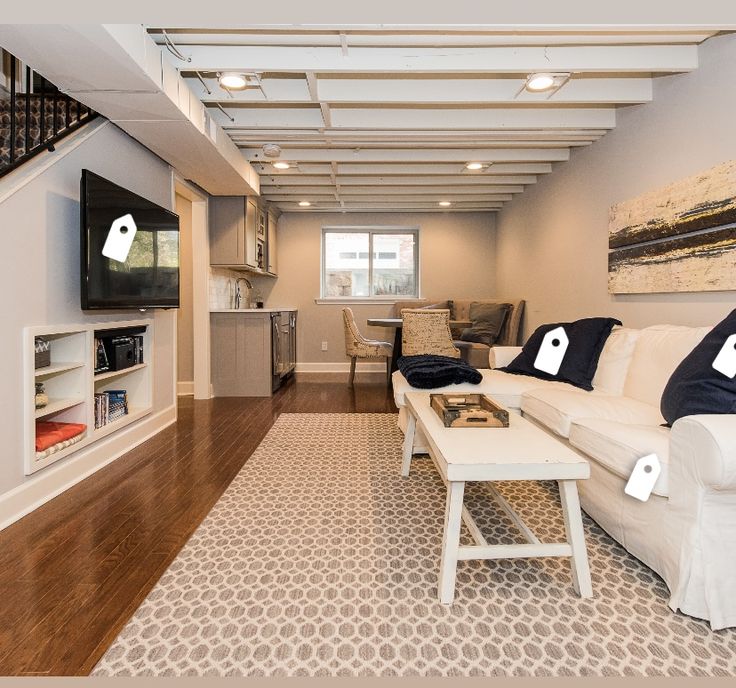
[0,404,177,532]
[296,361,388,373]
[177,381,194,396]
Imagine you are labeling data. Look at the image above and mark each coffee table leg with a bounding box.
[559,479,593,598]
[401,412,416,477]
[438,480,465,604]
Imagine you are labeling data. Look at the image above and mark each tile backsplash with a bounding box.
[209,268,241,309]
[208,268,274,309]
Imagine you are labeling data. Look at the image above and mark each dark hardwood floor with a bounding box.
[0,374,396,676]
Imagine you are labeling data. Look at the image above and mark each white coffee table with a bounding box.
[403,391,592,604]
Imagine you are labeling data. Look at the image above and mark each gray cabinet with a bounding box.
[210,313,271,396]
[209,197,258,269]
[267,211,277,274]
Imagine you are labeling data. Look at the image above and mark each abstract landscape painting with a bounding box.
[608,160,736,293]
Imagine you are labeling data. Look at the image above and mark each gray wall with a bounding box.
[262,211,497,364]
[495,32,736,336]
[0,121,176,495]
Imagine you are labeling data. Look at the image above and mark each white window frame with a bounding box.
[319,226,420,303]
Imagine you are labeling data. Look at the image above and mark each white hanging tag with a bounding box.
[534,326,569,376]
[624,454,661,502]
[102,213,138,263]
[712,334,736,379]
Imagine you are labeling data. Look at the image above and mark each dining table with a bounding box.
[366,316,472,373]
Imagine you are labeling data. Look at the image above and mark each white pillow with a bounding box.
[592,327,641,395]
[623,325,711,406]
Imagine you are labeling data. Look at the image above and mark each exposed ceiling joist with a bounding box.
[260,174,537,186]
[243,148,571,162]
[149,28,716,48]
[163,44,699,74]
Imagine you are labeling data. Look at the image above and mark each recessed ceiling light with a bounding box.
[298,201,311,207]
[273,161,291,170]
[524,72,564,93]
[218,72,248,90]
[438,201,452,207]
[465,162,484,171]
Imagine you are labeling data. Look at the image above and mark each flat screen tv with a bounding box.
[81,169,180,309]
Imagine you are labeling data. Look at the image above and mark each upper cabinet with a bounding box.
[267,211,278,275]
[210,196,278,276]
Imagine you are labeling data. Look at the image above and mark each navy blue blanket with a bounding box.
[397,355,482,389]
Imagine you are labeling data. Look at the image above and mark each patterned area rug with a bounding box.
[93,413,736,677]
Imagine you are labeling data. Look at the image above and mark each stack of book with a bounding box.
[94,390,128,429]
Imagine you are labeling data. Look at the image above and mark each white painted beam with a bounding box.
[261,174,537,186]
[150,29,715,48]
[262,184,524,195]
[333,163,554,175]
[328,107,616,130]
[243,148,570,162]
[216,105,614,130]
[173,44,699,74]
[264,193,515,202]
[254,163,553,177]
[310,77,653,104]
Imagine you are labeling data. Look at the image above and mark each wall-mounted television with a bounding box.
[81,169,180,310]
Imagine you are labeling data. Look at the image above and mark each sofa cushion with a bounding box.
[502,317,621,391]
[392,368,576,409]
[623,324,710,407]
[591,327,640,395]
[660,309,736,425]
[459,302,511,347]
[569,418,671,497]
[521,387,665,438]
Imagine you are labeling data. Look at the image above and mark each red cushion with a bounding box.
[35,422,86,452]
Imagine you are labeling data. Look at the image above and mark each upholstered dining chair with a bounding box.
[401,309,461,358]
[342,307,393,386]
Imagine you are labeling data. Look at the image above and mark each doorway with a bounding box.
[174,179,210,399]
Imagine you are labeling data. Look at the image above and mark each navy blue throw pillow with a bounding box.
[661,309,736,425]
[501,317,621,391]
[397,355,482,389]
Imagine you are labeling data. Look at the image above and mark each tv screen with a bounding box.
[81,169,180,309]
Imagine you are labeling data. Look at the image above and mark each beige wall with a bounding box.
[0,121,176,496]
[261,212,496,365]
[175,193,194,385]
[495,33,736,337]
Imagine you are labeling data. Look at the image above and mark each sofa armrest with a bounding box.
[489,346,522,369]
[670,415,736,491]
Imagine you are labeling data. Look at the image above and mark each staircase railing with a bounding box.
[1,50,97,179]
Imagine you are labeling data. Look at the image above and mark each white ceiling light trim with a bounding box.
[523,72,572,95]
[218,72,249,90]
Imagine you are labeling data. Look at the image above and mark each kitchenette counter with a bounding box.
[210,308,298,313]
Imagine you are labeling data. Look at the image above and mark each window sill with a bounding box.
[314,298,418,306]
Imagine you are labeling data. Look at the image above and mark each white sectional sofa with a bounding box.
[392,324,736,630]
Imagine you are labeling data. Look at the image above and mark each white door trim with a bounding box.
[175,177,212,399]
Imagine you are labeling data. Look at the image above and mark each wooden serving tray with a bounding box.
[430,393,510,428]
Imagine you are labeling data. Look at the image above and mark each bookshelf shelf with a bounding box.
[35,361,86,378]
[92,406,150,440]
[23,319,154,475]
[35,397,85,419]
[94,363,147,382]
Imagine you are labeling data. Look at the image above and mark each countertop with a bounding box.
[210,308,298,313]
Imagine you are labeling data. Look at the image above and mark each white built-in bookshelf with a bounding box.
[24,319,153,475]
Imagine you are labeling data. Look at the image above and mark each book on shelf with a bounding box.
[94,389,128,429]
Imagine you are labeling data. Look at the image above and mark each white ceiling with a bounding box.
[148,26,717,212]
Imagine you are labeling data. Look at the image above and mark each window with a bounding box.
[322,227,419,299]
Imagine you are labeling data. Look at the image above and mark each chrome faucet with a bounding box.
[234,277,253,309]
